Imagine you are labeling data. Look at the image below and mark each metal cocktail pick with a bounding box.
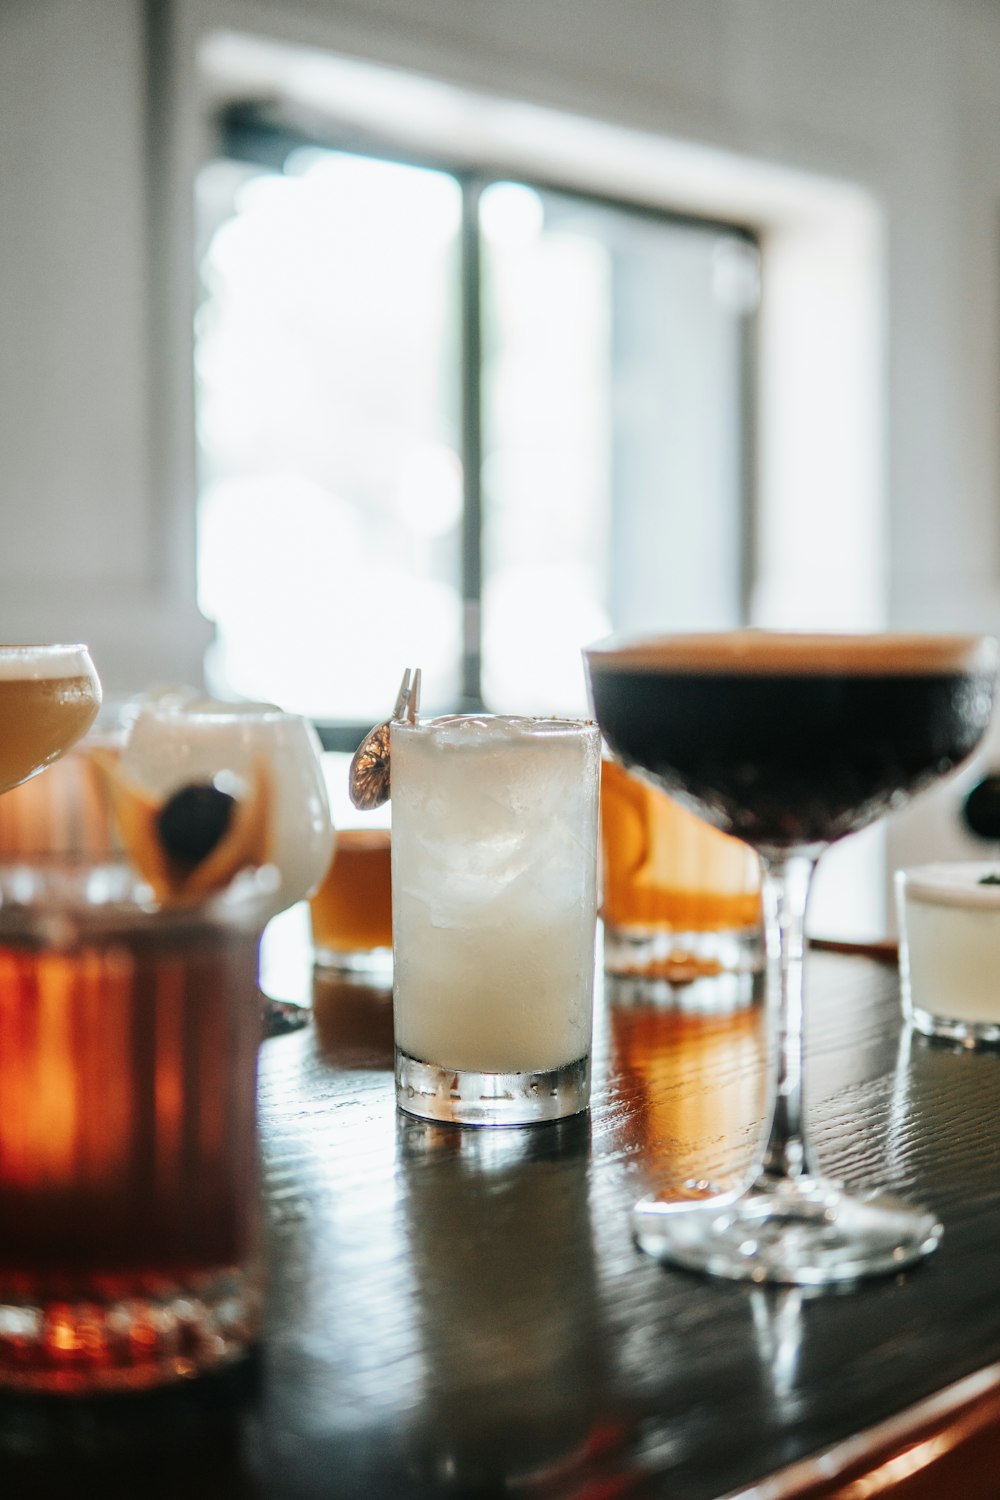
[348,667,421,811]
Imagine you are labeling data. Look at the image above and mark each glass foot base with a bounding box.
[604,924,762,982]
[0,1263,262,1394]
[632,1174,942,1286]
[607,969,761,1014]
[260,991,310,1038]
[395,1050,590,1127]
[313,945,393,981]
[907,1004,1000,1049]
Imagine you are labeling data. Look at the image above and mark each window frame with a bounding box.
[206,101,760,750]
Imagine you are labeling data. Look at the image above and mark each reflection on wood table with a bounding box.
[3,951,1000,1498]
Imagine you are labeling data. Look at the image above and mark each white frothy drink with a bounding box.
[391,716,600,1075]
[898,863,1000,1029]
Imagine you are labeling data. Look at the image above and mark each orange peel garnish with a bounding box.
[89,748,272,904]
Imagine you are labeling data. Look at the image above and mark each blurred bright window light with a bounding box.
[196,35,883,942]
[195,84,756,727]
[197,148,465,722]
[479,182,546,249]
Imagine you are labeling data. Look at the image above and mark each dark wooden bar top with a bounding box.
[3,944,1000,1498]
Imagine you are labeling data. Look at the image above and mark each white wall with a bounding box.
[0,0,212,688]
[4,0,1000,924]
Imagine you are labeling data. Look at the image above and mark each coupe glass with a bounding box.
[585,631,999,1285]
[0,643,101,796]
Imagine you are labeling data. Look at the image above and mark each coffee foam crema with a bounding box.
[0,645,94,681]
[585,630,1000,676]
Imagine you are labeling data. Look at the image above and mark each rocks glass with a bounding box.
[0,862,270,1392]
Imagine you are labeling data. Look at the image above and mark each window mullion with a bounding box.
[459,175,484,710]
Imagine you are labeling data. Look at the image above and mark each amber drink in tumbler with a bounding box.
[309,752,392,975]
[600,758,761,994]
[0,864,268,1393]
[310,830,392,971]
[0,735,122,861]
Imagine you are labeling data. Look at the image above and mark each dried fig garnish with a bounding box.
[348,666,420,811]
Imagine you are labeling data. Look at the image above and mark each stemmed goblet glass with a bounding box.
[585,631,999,1286]
[121,694,335,1033]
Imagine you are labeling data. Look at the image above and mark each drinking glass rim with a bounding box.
[583,629,1000,676]
[0,643,96,678]
[137,698,305,725]
[391,713,599,739]
[897,861,1000,909]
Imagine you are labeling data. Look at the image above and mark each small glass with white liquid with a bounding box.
[390,715,600,1126]
[897,862,1000,1046]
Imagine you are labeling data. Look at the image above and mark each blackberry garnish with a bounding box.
[156,783,236,868]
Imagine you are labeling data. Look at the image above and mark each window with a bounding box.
[195,107,758,746]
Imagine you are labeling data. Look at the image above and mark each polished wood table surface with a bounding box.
[4,943,1000,1498]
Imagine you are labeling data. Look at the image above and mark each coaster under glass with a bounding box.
[395,1051,590,1127]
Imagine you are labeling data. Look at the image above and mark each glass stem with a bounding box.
[755,849,823,1186]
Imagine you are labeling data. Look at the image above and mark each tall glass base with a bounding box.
[908,1006,1000,1049]
[313,944,393,980]
[603,923,761,982]
[0,1262,262,1394]
[607,969,759,1014]
[396,1051,590,1127]
[632,1174,942,1286]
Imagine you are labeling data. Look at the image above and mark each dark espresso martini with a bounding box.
[586,632,998,850]
[583,630,999,1286]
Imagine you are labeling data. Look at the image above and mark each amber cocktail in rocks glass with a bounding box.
[585,631,998,1286]
[0,861,270,1393]
[0,644,101,796]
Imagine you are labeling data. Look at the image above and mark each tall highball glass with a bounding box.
[585,631,998,1285]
